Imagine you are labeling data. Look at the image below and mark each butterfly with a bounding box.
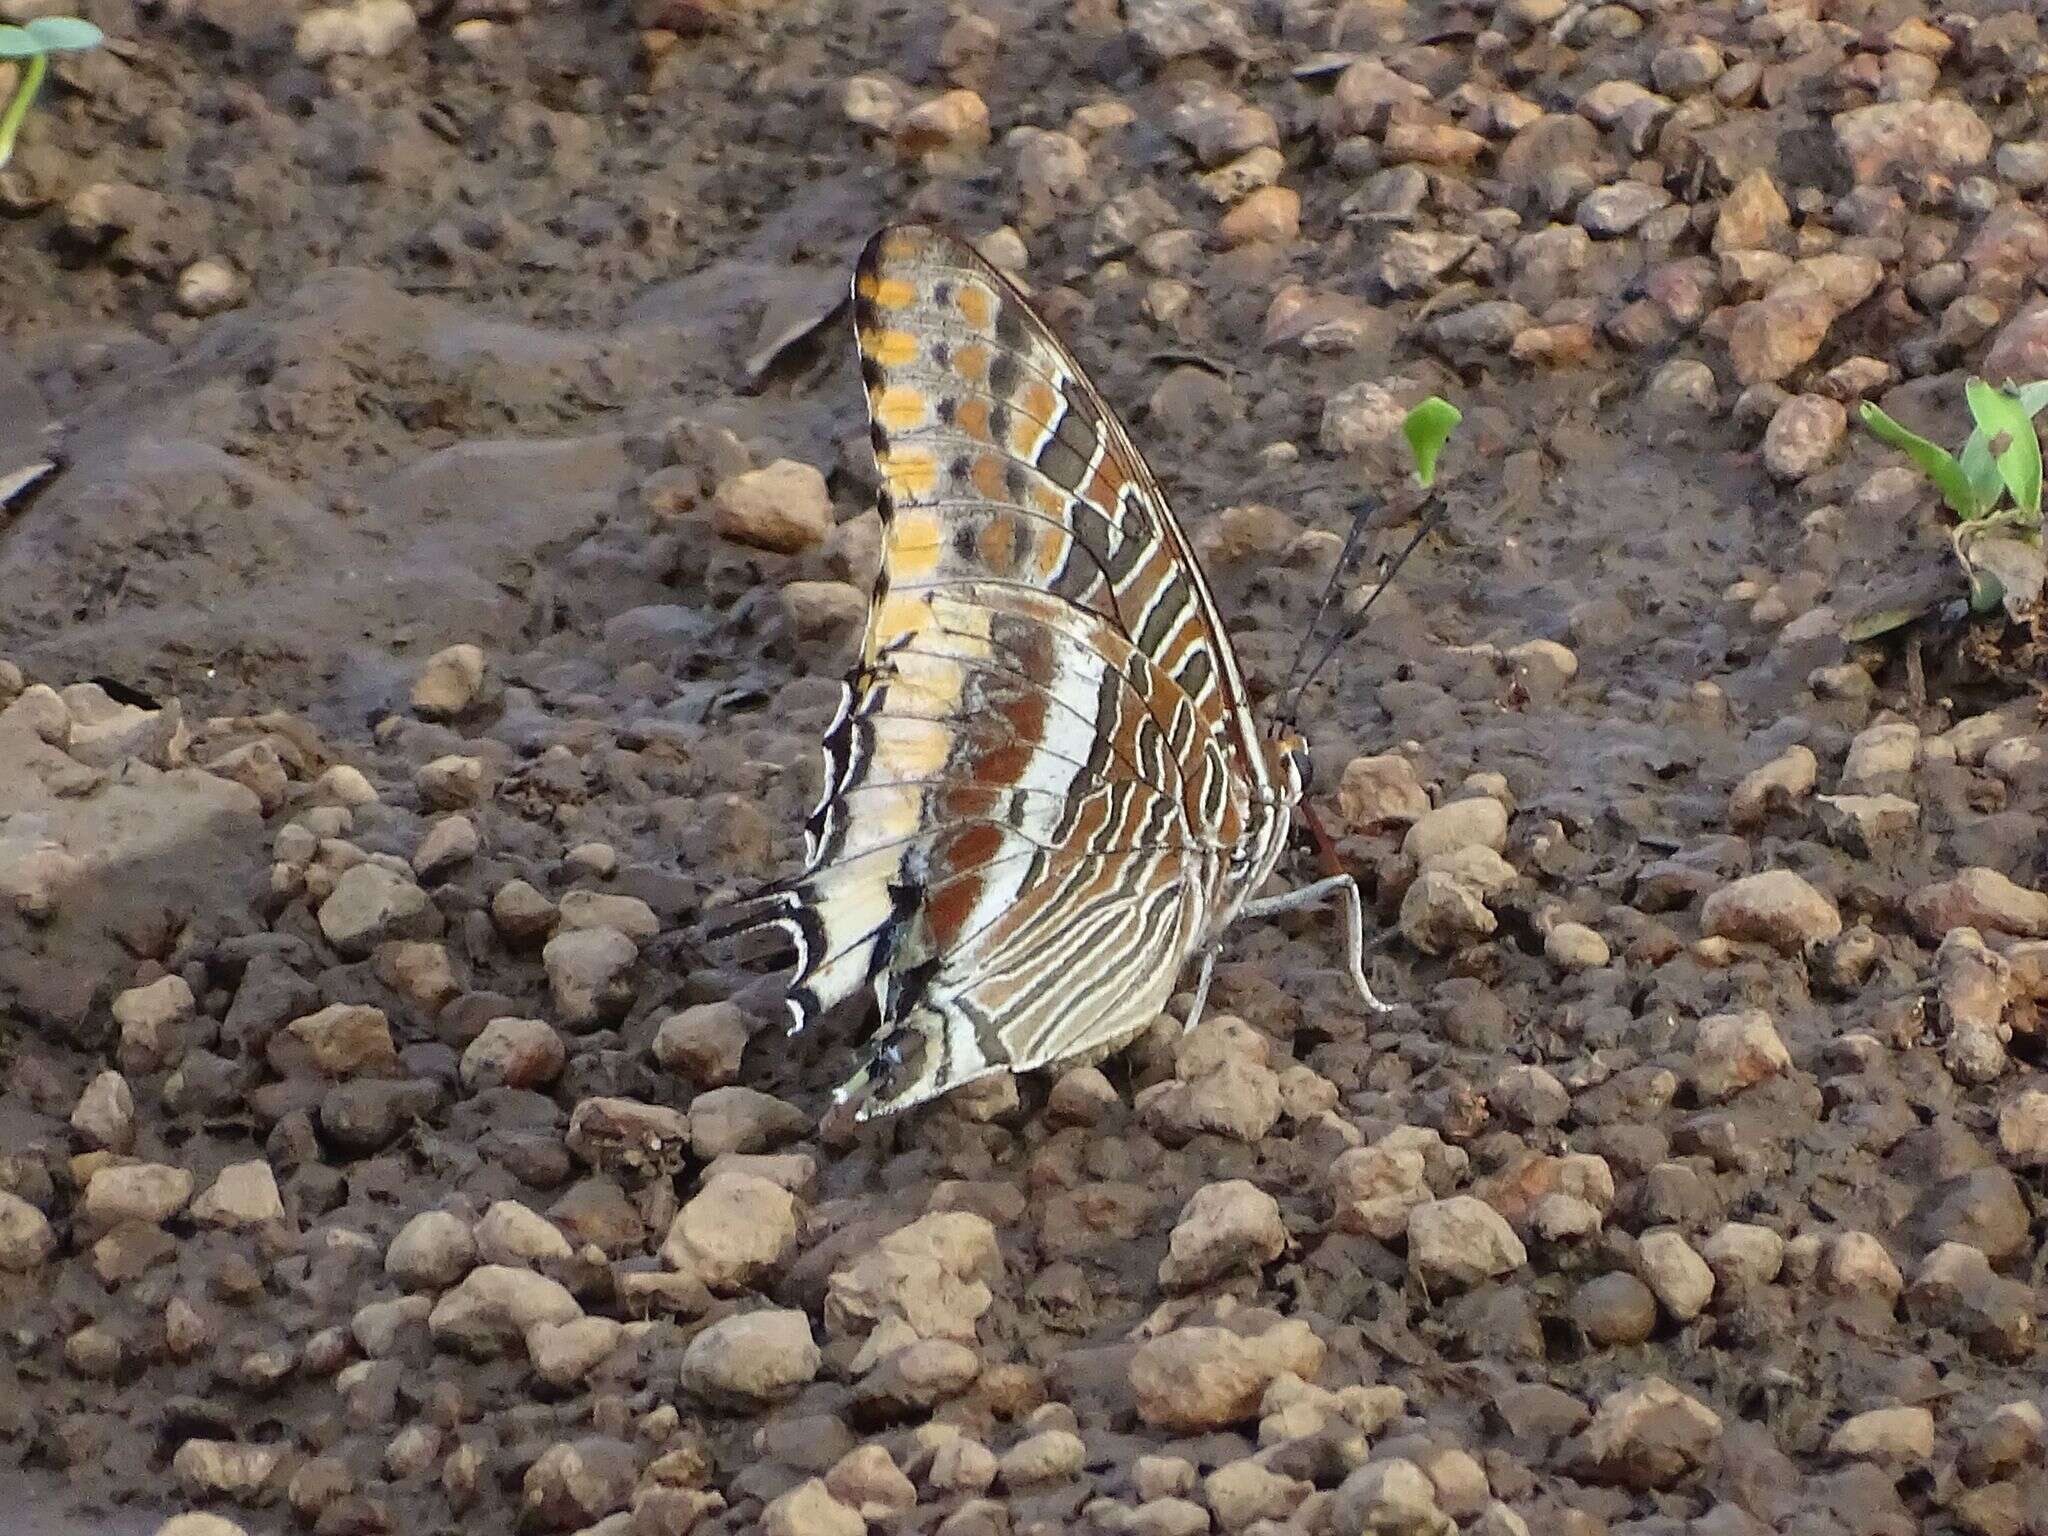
[718,223,1387,1120]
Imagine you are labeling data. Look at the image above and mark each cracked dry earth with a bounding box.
[5,0,2048,1532]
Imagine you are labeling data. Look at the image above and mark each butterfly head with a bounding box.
[1261,723,1311,809]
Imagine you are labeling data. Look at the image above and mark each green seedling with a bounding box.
[1857,377,2048,621]
[1403,396,1462,489]
[0,17,104,172]
[1277,396,1460,720]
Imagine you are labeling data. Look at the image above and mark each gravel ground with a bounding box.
[4,0,2048,1533]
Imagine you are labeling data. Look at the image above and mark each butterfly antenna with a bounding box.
[1278,498,1379,723]
[1283,496,1447,722]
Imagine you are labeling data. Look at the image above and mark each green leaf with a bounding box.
[1860,400,1983,518]
[1967,378,2043,523]
[2013,381,2048,420]
[1841,601,1932,643]
[1959,426,2005,517]
[1403,396,1461,489]
[0,25,41,57]
[23,16,102,50]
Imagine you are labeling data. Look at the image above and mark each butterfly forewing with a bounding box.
[761,224,1278,1117]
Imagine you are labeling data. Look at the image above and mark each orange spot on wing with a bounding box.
[978,515,1018,569]
[957,397,992,442]
[1034,525,1065,580]
[924,871,985,950]
[971,453,1008,500]
[1002,692,1048,749]
[879,230,925,264]
[954,342,991,384]
[973,734,1034,788]
[942,784,1002,820]
[872,592,932,650]
[945,822,1005,876]
[862,275,917,310]
[864,328,919,367]
[956,283,995,330]
[881,448,938,499]
[875,385,928,432]
[1010,625,1054,681]
[887,509,944,581]
[1019,380,1058,424]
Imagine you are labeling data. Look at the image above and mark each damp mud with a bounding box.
[4,0,2048,1532]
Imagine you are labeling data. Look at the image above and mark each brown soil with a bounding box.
[4,0,2048,1532]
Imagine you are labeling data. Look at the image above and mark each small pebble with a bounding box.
[0,1190,56,1271]
[1408,1196,1527,1287]
[1828,1405,1934,1462]
[176,258,246,317]
[411,644,486,719]
[1635,1229,1715,1320]
[1158,1180,1286,1292]
[682,1310,821,1407]
[1575,1272,1658,1345]
[1545,921,1609,970]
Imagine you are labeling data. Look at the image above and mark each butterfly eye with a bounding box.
[1295,751,1314,795]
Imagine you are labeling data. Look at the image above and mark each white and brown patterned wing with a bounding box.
[853,225,1263,758]
[726,224,1264,1118]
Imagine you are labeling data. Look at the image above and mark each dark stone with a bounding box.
[318,1079,445,1157]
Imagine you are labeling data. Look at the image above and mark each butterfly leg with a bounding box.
[1239,874,1393,1015]
[1182,946,1218,1032]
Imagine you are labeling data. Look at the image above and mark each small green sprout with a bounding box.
[1278,395,1461,718]
[0,16,104,172]
[1403,396,1462,488]
[1859,377,2048,617]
